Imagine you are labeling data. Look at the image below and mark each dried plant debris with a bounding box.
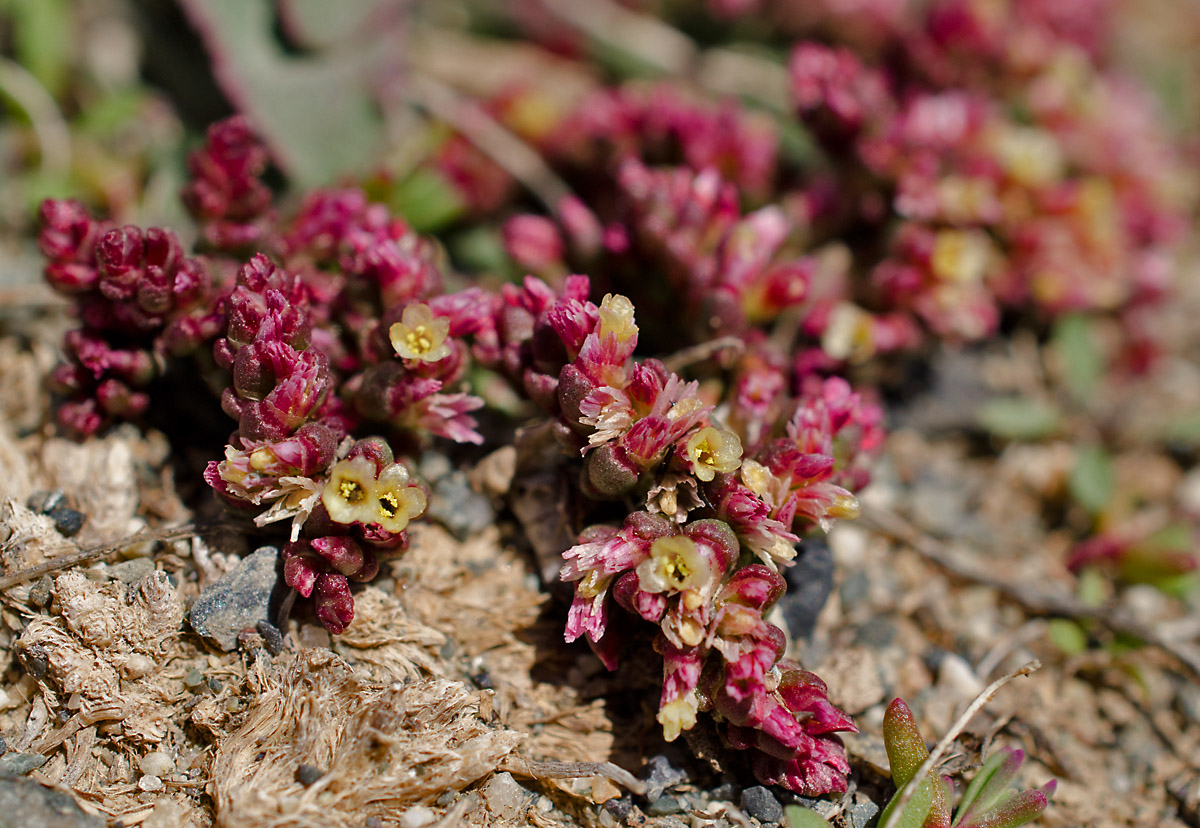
[208,647,523,828]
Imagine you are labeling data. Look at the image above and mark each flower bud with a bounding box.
[557,363,596,432]
[313,572,355,634]
[503,214,564,273]
[585,443,640,498]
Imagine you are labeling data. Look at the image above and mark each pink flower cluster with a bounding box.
[530,285,873,793]
[41,112,881,793]
[780,0,1186,359]
[202,257,426,633]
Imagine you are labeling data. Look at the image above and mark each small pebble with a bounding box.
[400,804,436,828]
[603,796,633,819]
[0,736,7,756]
[646,795,684,816]
[27,490,65,514]
[139,751,175,778]
[109,558,155,584]
[137,775,164,792]
[188,546,283,651]
[436,791,457,807]
[184,669,206,690]
[295,764,324,787]
[28,576,52,609]
[256,620,285,655]
[482,771,527,820]
[844,794,880,828]
[122,654,156,679]
[207,676,223,693]
[740,786,783,824]
[643,753,688,801]
[0,753,49,775]
[224,698,241,713]
[22,644,49,680]
[48,505,86,537]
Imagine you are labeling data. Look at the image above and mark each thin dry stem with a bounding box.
[879,660,1042,828]
[0,522,227,591]
[500,755,647,796]
[407,73,571,212]
[861,504,1200,678]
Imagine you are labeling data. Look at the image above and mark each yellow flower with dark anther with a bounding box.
[322,456,380,525]
[372,463,428,533]
[636,535,710,594]
[683,426,743,482]
[389,303,451,363]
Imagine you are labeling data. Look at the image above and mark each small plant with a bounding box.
[880,699,1054,828]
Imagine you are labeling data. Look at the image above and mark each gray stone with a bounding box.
[646,795,684,816]
[740,786,783,824]
[47,506,85,537]
[295,764,323,786]
[0,774,105,828]
[844,793,880,828]
[426,472,495,540]
[188,547,284,651]
[643,753,688,801]
[108,558,155,584]
[0,753,48,775]
[780,539,835,641]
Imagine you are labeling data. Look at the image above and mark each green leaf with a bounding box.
[882,699,952,828]
[1067,444,1113,515]
[1046,619,1088,655]
[976,398,1062,441]
[178,0,391,187]
[879,778,938,828]
[387,166,467,232]
[1076,567,1110,607]
[953,749,1022,826]
[1050,313,1104,403]
[785,805,834,828]
[11,0,70,98]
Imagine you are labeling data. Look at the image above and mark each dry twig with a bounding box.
[861,505,1200,678]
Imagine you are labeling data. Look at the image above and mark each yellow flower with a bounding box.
[371,463,427,533]
[597,293,637,343]
[636,535,710,594]
[930,229,991,284]
[657,694,699,742]
[389,303,451,363]
[684,426,743,482]
[322,456,380,525]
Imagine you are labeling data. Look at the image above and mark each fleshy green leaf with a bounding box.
[785,805,834,828]
[387,166,468,232]
[1067,444,1113,515]
[1046,619,1088,655]
[178,0,393,186]
[953,749,1022,826]
[882,700,952,828]
[1050,313,1104,403]
[976,398,1062,441]
[956,788,1051,828]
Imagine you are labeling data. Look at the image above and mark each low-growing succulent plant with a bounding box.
[880,699,1054,828]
